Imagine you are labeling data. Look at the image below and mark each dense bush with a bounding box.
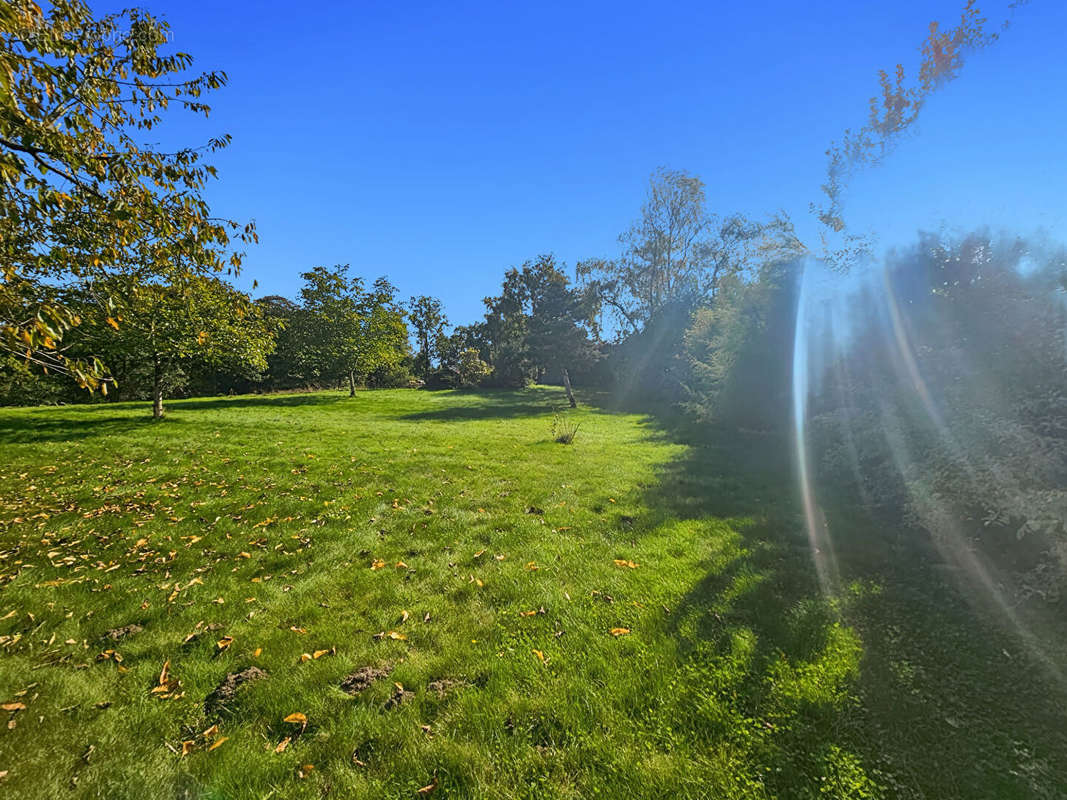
[807,231,1067,602]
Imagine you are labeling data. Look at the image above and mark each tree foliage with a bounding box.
[406,295,448,377]
[69,276,274,417]
[480,255,599,389]
[289,266,408,394]
[0,0,255,390]
[578,168,802,334]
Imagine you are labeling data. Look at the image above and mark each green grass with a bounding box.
[0,388,1064,798]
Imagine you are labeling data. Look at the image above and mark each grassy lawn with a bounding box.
[0,388,1065,798]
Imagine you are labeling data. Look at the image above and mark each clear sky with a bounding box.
[96,0,1067,325]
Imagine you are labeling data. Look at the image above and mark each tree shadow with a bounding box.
[398,387,573,422]
[168,392,348,412]
[621,407,1067,798]
[0,412,168,445]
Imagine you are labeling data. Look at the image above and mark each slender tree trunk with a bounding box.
[152,360,164,419]
[348,370,356,397]
[561,368,577,408]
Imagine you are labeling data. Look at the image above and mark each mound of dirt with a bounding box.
[204,666,268,713]
[340,665,392,696]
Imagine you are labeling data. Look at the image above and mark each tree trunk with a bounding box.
[348,370,356,397]
[561,368,577,408]
[152,359,164,418]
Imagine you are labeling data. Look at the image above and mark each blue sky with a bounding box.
[100,0,1067,325]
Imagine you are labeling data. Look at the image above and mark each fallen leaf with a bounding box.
[417,776,439,794]
[208,736,228,751]
[312,649,330,659]
[283,712,307,725]
[274,736,291,753]
[216,636,234,651]
[298,764,314,779]
[1,702,26,712]
[371,559,386,570]
[610,628,631,637]
[181,740,195,757]
[613,559,639,569]
[395,560,409,569]
[201,724,219,739]
[532,649,545,662]
[519,610,537,617]
[300,653,312,663]
[253,647,262,658]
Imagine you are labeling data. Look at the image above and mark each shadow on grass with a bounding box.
[170,392,348,412]
[623,408,1067,799]
[0,412,166,445]
[398,387,573,422]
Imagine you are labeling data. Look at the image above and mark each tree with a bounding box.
[71,276,275,417]
[406,295,448,377]
[456,348,490,388]
[481,255,599,402]
[577,168,800,334]
[292,266,408,395]
[356,278,410,390]
[1,1,256,391]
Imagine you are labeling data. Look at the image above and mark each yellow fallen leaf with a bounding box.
[417,776,439,794]
[395,561,409,569]
[473,549,485,558]
[532,649,545,662]
[274,736,291,753]
[519,610,537,617]
[312,649,330,659]
[400,610,410,624]
[525,561,538,571]
[300,653,312,663]
[386,630,407,641]
[613,559,639,569]
[610,628,631,637]
[371,559,385,570]
[208,736,228,751]
[298,764,314,779]
[181,740,195,757]
[1,702,26,712]
[283,712,307,724]
[201,724,219,739]
[253,647,262,658]
[216,636,233,650]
